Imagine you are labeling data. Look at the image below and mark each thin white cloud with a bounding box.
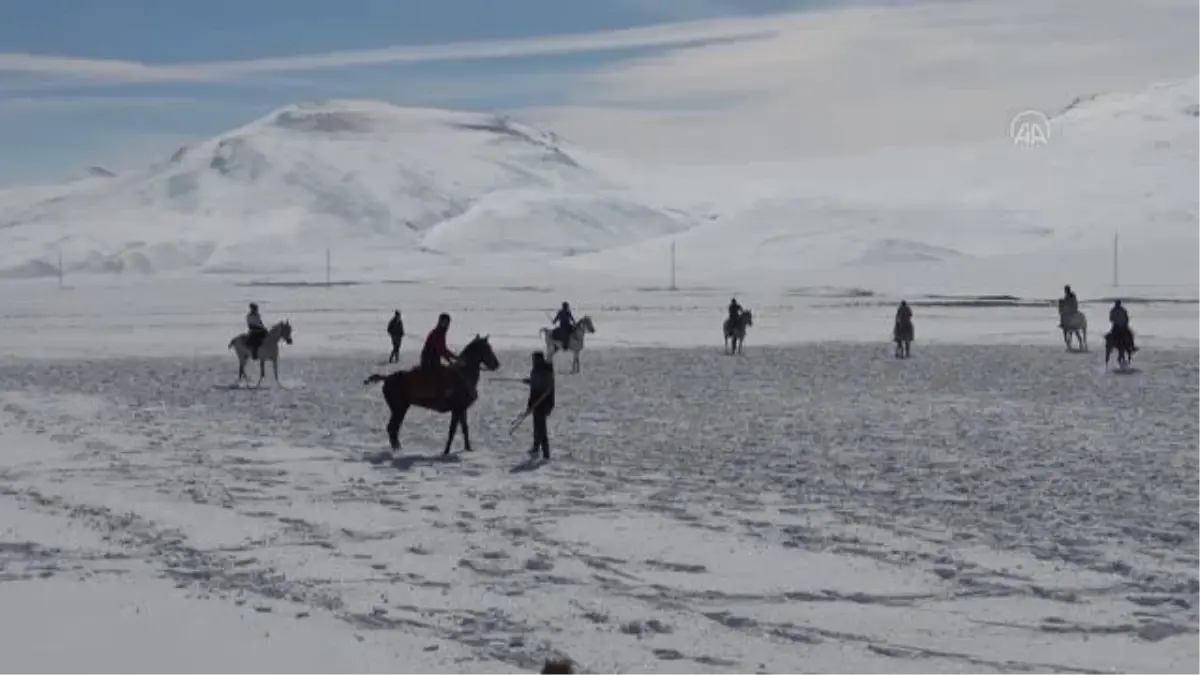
[533,0,1199,162]
[0,95,198,114]
[0,16,779,85]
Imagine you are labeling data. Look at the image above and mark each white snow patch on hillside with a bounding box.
[0,102,687,278]
[0,77,1194,294]
[561,76,1199,289]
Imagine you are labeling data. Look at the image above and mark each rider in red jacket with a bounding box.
[421,313,458,370]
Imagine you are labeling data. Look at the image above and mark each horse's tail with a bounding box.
[228,337,237,350]
[363,373,388,386]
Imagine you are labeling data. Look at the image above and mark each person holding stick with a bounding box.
[521,351,555,459]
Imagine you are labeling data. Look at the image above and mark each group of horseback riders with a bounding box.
[1058,284,1137,353]
[244,284,1138,366]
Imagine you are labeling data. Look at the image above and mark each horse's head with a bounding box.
[576,315,596,334]
[274,320,294,345]
[742,310,753,327]
[461,334,500,372]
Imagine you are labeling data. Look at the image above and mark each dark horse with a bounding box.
[363,334,501,454]
[894,317,914,359]
[1105,326,1135,371]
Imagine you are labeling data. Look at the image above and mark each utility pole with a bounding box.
[669,240,677,291]
[1112,231,1119,288]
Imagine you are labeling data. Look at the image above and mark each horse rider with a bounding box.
[387,309,404,363]
[421,313,466,398]
[1109,299,1138,353]
[1057,285,1078,327]
[246,302,268,360]
[728,297,743,326]
[895,300,912,329]
[551,302,575,347]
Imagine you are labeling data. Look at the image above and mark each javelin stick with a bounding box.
[508,387,553,436]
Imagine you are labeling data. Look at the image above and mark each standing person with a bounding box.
[387,310,404,363]
[522,351,555,460]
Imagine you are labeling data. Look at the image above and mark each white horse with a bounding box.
[228,320,294,387]
[540,315,595,374]
[723,310,753,355]
[1057,303,1088,352]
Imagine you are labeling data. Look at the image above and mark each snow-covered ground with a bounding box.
[0,42,1195,674]
[0,338,1196,672]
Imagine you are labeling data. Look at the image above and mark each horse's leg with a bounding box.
[444,410,460,456]
[386,400,408,451]
[272,357,280,384]
[256,358,266,387]
[572,348,580,374]
[459,409,472,452]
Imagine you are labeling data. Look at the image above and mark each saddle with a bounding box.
[550,325,571,346]
[406,365,476,406]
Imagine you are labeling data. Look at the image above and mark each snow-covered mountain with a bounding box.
[560,76,1199,290]
[0,77,1195,286]
[0,102,690,277]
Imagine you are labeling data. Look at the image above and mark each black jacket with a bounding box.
[524,362,555,414]
[387,315,404,338]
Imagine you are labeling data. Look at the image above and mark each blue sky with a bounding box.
[0,0,855,184]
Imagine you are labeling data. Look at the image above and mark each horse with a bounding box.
[540,315,595,374]
[1105,327,1135,371]
[228,320,294,388]
[1058,303,1088,352]
[723,310,753,355]
[893,317,914,359]
[363,334,500,455]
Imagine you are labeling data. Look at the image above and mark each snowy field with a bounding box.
[0,275,1196,362]
[0,339,1196,673]
[0,8,1195,669]
[0,274,1195,672]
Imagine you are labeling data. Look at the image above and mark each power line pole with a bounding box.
[669,240,677,291]
[1112,231,1119,288]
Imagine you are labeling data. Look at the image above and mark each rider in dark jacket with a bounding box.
[246,302,268,359]
[1108,300,1137,352]
[728,298,742,324]
[552,302,575,345]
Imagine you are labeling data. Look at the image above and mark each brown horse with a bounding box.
[1105,327,1136,371]
[363,334,500,455]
